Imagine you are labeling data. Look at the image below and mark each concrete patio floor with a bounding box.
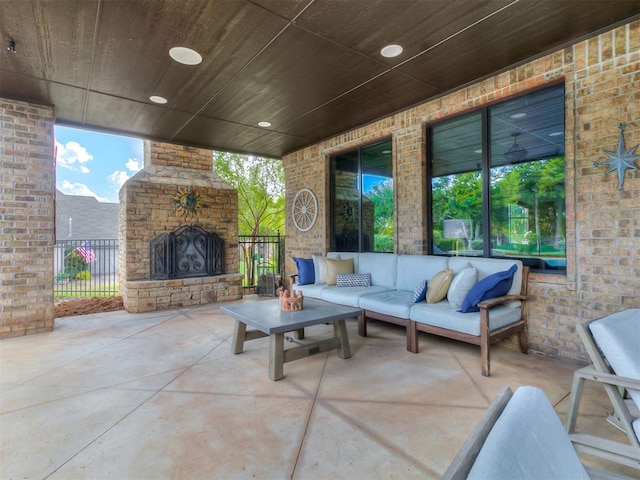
[1,296,637,479]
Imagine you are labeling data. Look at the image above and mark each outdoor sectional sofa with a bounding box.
[291,252,529,376]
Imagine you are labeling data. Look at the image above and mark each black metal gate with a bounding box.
[238,232,285,295]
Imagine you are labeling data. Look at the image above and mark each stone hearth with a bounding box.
[118,141,243,313]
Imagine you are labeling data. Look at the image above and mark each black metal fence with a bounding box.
[54,239,118,297]
[238,233,285,295]
[53,235,284,297]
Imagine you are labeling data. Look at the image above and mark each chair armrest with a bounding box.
[575,365,640,391]
[478,294,526,310]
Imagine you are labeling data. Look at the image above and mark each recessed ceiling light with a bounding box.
[549,131,563,137]
[258,121,271,128]
[474,149,483,154]
[169,46,202,65]
[510,112,527,119]
[380,44,403,58]
[149,95,168,104]
[381,149,392,154]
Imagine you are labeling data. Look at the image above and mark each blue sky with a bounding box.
[55,126,144,203]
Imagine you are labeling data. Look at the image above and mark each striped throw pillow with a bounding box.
[412,280,428,302]
[336,272,371,287]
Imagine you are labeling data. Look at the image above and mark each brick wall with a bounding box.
[0,99,55,338]
[282,20,640,362]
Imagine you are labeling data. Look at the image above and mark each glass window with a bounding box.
[330,139,394,252]
[428,84,566,272]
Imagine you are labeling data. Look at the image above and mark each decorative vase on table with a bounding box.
[279,289,304,311]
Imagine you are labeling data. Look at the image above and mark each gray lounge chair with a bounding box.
[565,308,640,469]
[444,386,637,479]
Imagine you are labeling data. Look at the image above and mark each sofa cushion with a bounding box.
[312,254,328,285]
[292,283,326,299]
[336,272,371,287]
[293,257,315,285]
[321,285,392,308]
[412,280,428,303]
[410,301,522,336]
[589,308,640,416]
[468,386,590,480]
[360,290,415,319]
[426,269,453,303]
[447,266,478,309]
[357,253,397,289]
[326,257,354,286]
[460,264,517,313]
[395,255,448,292]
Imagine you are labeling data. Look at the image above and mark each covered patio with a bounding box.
[1,297,636,478]
[2,2,640,477]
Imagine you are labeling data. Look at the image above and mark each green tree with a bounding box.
[432,172,482,249]
[493,157,565,253]
[212,152,285,285]
[366,179,394,251]
[212,152,285,235]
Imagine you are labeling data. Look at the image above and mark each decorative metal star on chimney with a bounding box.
[594,122,640,192]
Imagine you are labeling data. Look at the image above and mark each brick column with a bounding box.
[1,98,55,338]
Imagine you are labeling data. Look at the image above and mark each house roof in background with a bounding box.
[55,190,119,240]
[1,1,639,159]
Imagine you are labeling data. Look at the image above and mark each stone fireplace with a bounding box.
[118,141,243,313]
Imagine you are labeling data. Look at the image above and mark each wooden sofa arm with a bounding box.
[478,294,526,310]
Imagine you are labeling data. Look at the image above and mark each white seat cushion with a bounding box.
[292,283,326,299]
[320,285,392,308]
[409,301,521,336]
[359,290,415,319]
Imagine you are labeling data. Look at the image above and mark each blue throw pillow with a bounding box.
[412,280,428,303]
[293,257,315,285]
[460,264,518,313]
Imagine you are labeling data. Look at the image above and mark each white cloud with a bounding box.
[58,180,110,202]
[108,170,131,188]
[79,166,90,174]
[125,158,142,172]
[56,140,93,170]
[107,157,142,191]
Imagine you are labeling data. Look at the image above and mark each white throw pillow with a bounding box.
[447,266,478,309]
[312,254,328,285]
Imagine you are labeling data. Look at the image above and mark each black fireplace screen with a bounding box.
[150,225,223,280]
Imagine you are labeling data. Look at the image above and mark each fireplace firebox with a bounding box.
[150,225,223,280]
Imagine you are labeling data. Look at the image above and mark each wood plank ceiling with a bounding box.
[1,0,639,159]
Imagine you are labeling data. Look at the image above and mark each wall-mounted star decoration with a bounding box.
[594,122,640,192]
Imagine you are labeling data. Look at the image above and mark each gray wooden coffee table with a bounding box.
[221,298,362,381]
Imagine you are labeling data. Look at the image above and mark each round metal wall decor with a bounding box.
[292,188,318,232]
[173,186,202,222]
